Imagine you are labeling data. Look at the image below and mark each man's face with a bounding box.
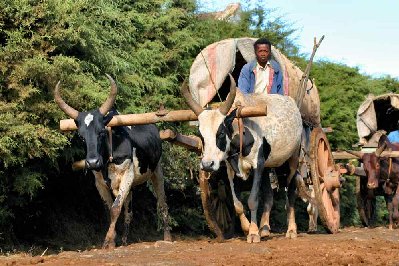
[255,44,271,65]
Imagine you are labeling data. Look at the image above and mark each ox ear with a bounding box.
[224,108,236,125]
[224,108,237,134]
[103,107,118,125]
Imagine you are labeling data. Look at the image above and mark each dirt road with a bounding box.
[2,227,399,266]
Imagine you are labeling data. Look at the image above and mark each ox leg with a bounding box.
[306,185,318,233]
[151,163,172,242]
[93,171,113,210]
[259,169,273,238]
[103,160,134,249]
[393,186,399,227]
[121,191,133,246]
[226,164,250,234]
[384,194,394,230]
[286,174,298,238]
[247,166,264,243]
[285,155,299,239]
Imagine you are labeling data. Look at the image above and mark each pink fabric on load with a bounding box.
[266,67,274,94]
[284,67,289,96]
[206,44,217,103]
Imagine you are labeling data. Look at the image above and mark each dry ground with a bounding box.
[2,227,399,266]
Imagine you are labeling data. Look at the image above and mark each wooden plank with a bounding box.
[333,150,399,160]
[161,129,202,154]
[380,151,399,158]
[59,106,267,131]
[332,151,359,160]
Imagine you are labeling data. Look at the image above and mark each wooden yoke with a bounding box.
[59,106,267,131]
[64,105,267,171]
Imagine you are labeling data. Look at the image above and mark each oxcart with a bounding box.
[60,37,342,240]
[333,93,399,227]
[187,37,341,238]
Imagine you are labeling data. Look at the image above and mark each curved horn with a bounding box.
[180,79,203,116]
[345,150,364,159]
[99,74,117,115]
[54,81,79,119]
[375,141,386,157]
[219,74,236,115]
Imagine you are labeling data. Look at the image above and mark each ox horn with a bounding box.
[181,79,203,116]
[375,141,386,157]
[54,80,79,119]
[219,74,236,115]
[345,150,364,159]
[99,74,118,115]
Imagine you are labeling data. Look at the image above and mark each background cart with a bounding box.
[333,93,399,227]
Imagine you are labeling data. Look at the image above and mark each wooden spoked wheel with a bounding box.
[355,175,377,227]
[310,127,340,233]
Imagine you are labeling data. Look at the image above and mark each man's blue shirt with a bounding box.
[237,59,284,95]
[387,130,399,143]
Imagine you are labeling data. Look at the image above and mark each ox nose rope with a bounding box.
[235,102,245,157]
[106,126,113,163]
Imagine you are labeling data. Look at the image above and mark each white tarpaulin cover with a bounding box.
[357,93,399,144]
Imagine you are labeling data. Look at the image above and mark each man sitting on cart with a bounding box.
[238,38,284,95]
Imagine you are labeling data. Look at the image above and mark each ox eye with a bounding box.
[216,131,226,142]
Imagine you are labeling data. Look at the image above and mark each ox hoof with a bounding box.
[102,240,116,249]
[247,234,261,243]
[307,229,317,234]
[121,236,128,246]
[285,230,297,239]
[259,226,271,238]
[164,232,172,242]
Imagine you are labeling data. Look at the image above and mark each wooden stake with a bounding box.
[296,35,325,108]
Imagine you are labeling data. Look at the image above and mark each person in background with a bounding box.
[238,38,284,95]
[387,121,399,143]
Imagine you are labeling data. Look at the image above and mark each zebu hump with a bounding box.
[237,93,302,167]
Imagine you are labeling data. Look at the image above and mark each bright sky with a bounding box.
[198,0,399,78]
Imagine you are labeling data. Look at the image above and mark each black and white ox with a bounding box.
[182,74,303,243]
[54,75,171,248]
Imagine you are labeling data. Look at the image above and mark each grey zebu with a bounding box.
[54,75,171,248]
[182,74,303,243]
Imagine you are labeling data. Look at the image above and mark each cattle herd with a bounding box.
[54,74,399,248]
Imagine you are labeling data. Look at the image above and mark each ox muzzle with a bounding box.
[201,159,221,172]
[86,157,104,171]
[367,179,379,189]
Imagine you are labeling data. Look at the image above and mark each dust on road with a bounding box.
[2,227,399,266]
